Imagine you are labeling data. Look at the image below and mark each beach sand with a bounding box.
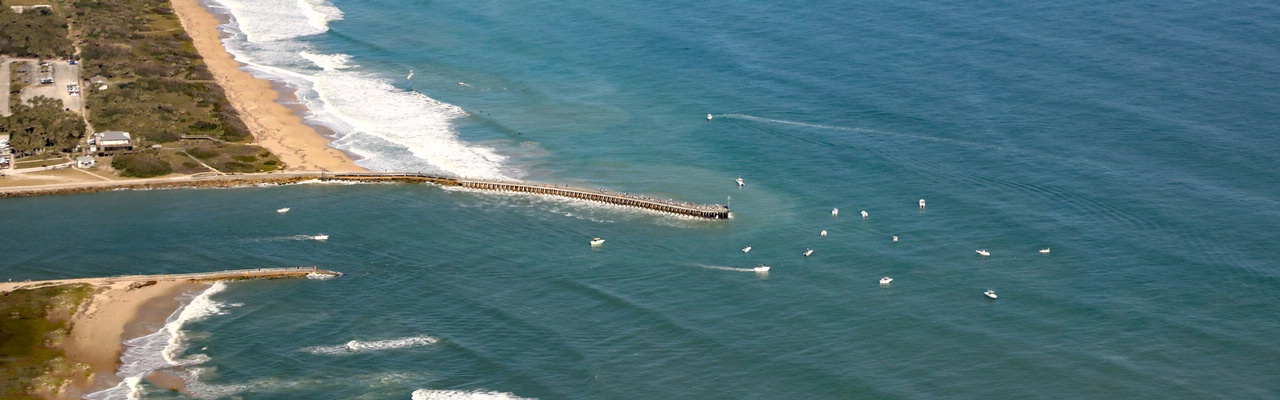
[169,0,366,173]
[1,279,207,399]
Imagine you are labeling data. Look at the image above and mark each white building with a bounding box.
[90,131,134,154]
[76,155,96,168]
[0,133,10,170]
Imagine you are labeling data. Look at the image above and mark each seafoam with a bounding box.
[203,0,511,179]
[411,389,536,400]
[86,283,232,400]
[300,334,439,355]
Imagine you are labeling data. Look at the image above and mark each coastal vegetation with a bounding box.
[0,5,73,58]
[1,96,86,156]
[0,284,94,398]
[112,150,171,177]
[1,0,285,174]
[71,0,252,145]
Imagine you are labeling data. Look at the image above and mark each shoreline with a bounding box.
[62,281,207,398]
[2,268,343,398]
[169,0,366,173]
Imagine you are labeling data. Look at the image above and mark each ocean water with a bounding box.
[3,0,1280,398]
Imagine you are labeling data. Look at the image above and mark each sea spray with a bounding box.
[85,283,233,400]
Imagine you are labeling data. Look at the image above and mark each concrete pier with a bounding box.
[323,173,731,219]
[0,172,732,219]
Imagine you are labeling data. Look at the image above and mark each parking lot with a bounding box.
[2,57,83,115]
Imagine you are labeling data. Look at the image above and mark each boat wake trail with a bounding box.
[718,113,991,149]
[300,334,438,355]
[695,264,759,273]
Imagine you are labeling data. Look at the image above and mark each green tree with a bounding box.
[1,97,86,155]
[0,8,73,58]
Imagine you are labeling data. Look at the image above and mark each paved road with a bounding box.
[0,57,10,116]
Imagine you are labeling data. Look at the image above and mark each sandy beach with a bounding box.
[169,0,365,173]
[1,279,207,398]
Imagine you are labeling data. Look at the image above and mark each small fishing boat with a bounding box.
[753,264,770,272]
[861,210,869,218]
[736,177,744,187]
[976,249,990,256]
[820,230,828,237]
[742,246,752,253]
[984,289,998,299]
[277,207,290,213]
[919,198,926,208]
[590,238,606,246]
[803,248,814,257]
[1039,248,1051,254]
[706,113,714,121]
[892,235,899,242]
[880,277,893,285]
[832,208,839,216]
[313,234,329,241]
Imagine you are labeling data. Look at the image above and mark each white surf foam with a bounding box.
[86,283,233,400]
[205,0,513,181]
[306,68,509,179]
[300,51,355,71]
[306,272,336,280]
[215,0,340,43]
[301,334,439,355]
[411,389,536,400]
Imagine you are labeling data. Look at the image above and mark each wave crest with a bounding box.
[412,389,536,400]
[301,334,439,355]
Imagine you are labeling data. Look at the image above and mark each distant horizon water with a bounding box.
[3,0,1280,398]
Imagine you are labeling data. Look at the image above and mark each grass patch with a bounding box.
[112,151,172,177]
[196,143,283,173]
[0,284,94,398]
[13,155,69,168]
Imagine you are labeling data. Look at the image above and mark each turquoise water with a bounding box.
[4,0,1280,398]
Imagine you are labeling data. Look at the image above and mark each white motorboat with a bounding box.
[742,246,752,253]
[892,235,899,242]
[313,234,329,241]
[861,210,869,218]
[984,290,998,299]
[919,198,926,208]
[753,264,771,272]
[976,249,990,257]
[591,238,606,246]
[407,69,414,79]
[803,248,814,257]
[880,277,893,285]
[736,177,744,187]
[277,207,290,213]
[1039,248,1051,254]
[832,208,839,216]
[820,230,828,237]
[707,113,714,121]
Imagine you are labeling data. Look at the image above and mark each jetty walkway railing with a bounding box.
[323,172,732,219]
[0,171,731,219]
